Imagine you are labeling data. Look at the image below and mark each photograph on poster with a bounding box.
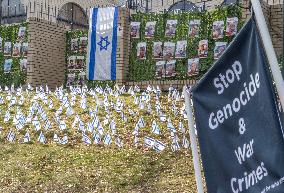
[163,42,175,60]
[153,42,163,60]
[4,59,13,73]
[77,71,86,86]
[22,43,28,57]
[145,22,156,38]
[18,27,26,41]
[12,43,21,57]
[79,37,88,52]
[165,20,178,37]
[188,20,201,38]
[130,22,141,39]
[137,42,147,60]
[175,40,187,58]
[155,61,166,79]
[76,56,85,70]
[68,56,76,69]
[4,42,12,56]
[214,42,227,60]
[165,60,176,77]
[66,73,76,87]
[198,40,208,58]
[212,21,224,39]
[187,58,200,76]
[20,58,28,71]
[71,38,79,52]
[226,17,238,37]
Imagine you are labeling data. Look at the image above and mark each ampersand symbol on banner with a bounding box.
[239,118,246,135]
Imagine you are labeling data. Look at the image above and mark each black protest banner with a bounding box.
[192,17,284,193]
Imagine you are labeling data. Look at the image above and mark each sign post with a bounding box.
[183,86,204,193]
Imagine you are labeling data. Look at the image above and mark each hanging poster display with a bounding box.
[137,42,147,60]
[71,38,79,53]
[165,20,178,37]
[153,42,163,60]
[79,37,88,53]
[68,56,76,70]
[145,21,156,38]
[226,17,239,37]
[188,20,201,38]
[12,43,21,57]
[175,40,187,59]
[187,58,200,76]
[163,42,175,60]
[76,56,85,70]
[155,61,166,79]
[20,58,27,71]
[212,21,224,40]
[22,43,28,57]
[4,59,12,73]
[18,26,26,41]
[214,42,227,60]
[130,22,141,39]
[4,42,12,56]
[198,40,208,58]
[165,60,176,77]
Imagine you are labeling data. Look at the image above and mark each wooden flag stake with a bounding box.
[183,86,204,193]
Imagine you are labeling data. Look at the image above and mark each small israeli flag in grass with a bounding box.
[159,114,166,122]
[137,117,145,128]
[144,137,155,148]
[179,122,185,134]
[171,142,180,152]
[167,119,176,133]
[38,132,46,144]
[53,133,59,142]
[151,120,160,135]
[4,111,11,122]
[115,137,123,148]
[60,134,68,145]
[182,135,190,149]
[59,120,67,130]
[103,134,112,145]
[23,132,30,143]
[154,140,166,153]
[87,7,118,81]
[7,130,16,142]
[82,133,92,145]
[93,133,101,144]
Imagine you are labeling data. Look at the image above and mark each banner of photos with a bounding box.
[67,36,88,87]
[0,24,28,86]
[129,6,242,81]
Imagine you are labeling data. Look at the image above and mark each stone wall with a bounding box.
[27,18,67,89]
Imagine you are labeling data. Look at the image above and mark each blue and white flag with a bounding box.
[87,7,119,81]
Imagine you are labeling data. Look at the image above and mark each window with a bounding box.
[57,3,88,29]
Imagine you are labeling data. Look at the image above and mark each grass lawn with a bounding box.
[0,144,200,192]
[0,86,206,192]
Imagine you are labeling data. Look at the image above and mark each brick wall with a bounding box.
[242,0,283,56]
[116,8,130,86]
[27,18,67,89]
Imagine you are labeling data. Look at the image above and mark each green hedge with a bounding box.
[129,6,243,81]
[66,6,243,87]
[0,23,28,87]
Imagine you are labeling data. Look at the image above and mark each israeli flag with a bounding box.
[87,7,119,80]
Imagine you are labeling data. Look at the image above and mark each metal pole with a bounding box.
[251,0,284,110]
[183,86,204,193]
[0,0,2,24]
[282,2,284,77]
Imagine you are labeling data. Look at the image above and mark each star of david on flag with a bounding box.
[97,36,110,51]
